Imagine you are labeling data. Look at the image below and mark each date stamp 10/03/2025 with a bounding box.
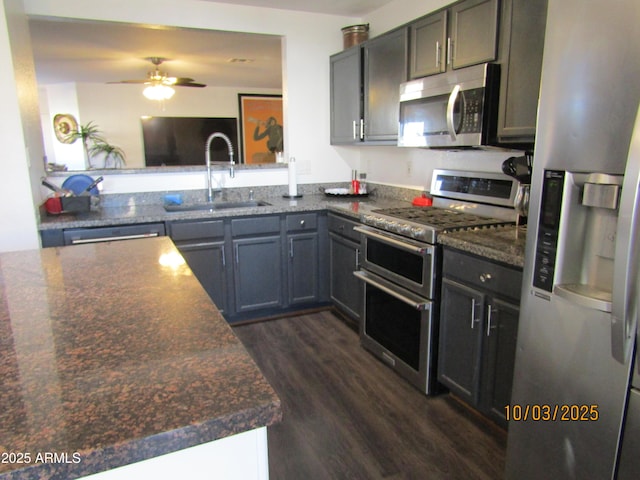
[505,404,600,422]
[1,451,81,466]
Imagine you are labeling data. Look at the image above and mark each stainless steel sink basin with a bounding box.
[164,200,271,212]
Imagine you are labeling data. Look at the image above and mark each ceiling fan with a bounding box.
[109,57,206,99]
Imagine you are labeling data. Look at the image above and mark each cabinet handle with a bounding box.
[221,245,226,269]
[471,299,477,329]
[355,248,360,269]
[352,120,358,140]
[435,40,441,68]
[234,244,239,264]
[300,219,305,227]
[359,119,364,140]
[480,273,492,283]
[289,238,294,258]
[486,304,494,336]
[447,37,453,65]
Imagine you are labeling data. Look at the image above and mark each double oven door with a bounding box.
[353,226,439,394]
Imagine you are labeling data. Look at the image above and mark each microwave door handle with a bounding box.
[611,108,640,364]
[446,85,461,142]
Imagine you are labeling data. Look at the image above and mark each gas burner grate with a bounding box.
[371,207,514,231]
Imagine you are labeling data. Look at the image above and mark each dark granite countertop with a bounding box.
[38,193,408,231]
[438,225,528,268]
[0,237,281,479]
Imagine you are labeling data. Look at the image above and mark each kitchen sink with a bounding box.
[163,200,271,212]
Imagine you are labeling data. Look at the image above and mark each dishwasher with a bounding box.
[62,223,166,245]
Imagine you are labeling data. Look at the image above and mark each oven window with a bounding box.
[367,238,423,283]
[365,286,421,370]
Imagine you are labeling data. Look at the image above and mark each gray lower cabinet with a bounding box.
[167,220,229,314]
[438,247,521,428]
[286,213,322,306]
[328,213,363,330]
[231,215,283,314]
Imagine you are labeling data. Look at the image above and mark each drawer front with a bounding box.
[443,248,522,300]
[286,213,317,232]
[231,215,280,236]
[63,223,165,245]
[328,213,361,242]
[169,220,224,241]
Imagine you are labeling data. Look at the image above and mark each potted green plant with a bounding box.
[89,142,126,169]
[66,121,105,168]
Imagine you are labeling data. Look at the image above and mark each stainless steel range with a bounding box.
[354,169,519,394]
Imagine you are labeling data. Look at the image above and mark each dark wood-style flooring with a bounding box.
[233,311,506,480]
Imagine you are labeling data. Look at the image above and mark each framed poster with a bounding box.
[238,94,283,164]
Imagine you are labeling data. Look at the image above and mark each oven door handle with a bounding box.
[354,271,430,311]
[353,226,429,255]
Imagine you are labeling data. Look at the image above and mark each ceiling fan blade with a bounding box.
[174,81,206,88]
[107,58,206,88]
[107,79,149,84]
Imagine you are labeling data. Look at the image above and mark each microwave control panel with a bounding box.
[460,87,484,134]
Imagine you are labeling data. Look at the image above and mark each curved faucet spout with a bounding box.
[205,132,235,202]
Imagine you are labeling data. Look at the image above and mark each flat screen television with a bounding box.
[141,117,239,167]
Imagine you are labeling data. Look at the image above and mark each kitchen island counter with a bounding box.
[0,237,281,479]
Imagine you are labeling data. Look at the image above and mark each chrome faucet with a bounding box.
[205,132,235,202]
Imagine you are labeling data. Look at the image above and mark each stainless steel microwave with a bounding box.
[398,63,500,148]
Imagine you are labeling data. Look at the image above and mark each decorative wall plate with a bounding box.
[53,113,79,144]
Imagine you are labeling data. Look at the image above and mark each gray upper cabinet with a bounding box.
[409,11,448,79]
[496,0,548,145]
[330,47,362,144]
[330,28,408,144]
[409,0,498,79]
[362,28,408,142]
[449,0,499,70]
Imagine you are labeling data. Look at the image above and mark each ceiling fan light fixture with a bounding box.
[143,84,175,101]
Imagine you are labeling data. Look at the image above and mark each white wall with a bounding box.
[0,0,43,252]
[23,0,364,195]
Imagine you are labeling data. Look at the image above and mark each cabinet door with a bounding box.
[409,11,448,79]
[233,236,282,313]
[288,232,319,305]
[497,0,547,144]
[329,232,363,325]
[330,47,362,144]
[438,278,485,405]
[449,0,499,70]
[482,296,520,428]
[363,27,408,142]
[178,241,229,315]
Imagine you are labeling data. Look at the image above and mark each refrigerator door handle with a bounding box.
[611,107,640,364]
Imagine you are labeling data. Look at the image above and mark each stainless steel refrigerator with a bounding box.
[505,0,640,478]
